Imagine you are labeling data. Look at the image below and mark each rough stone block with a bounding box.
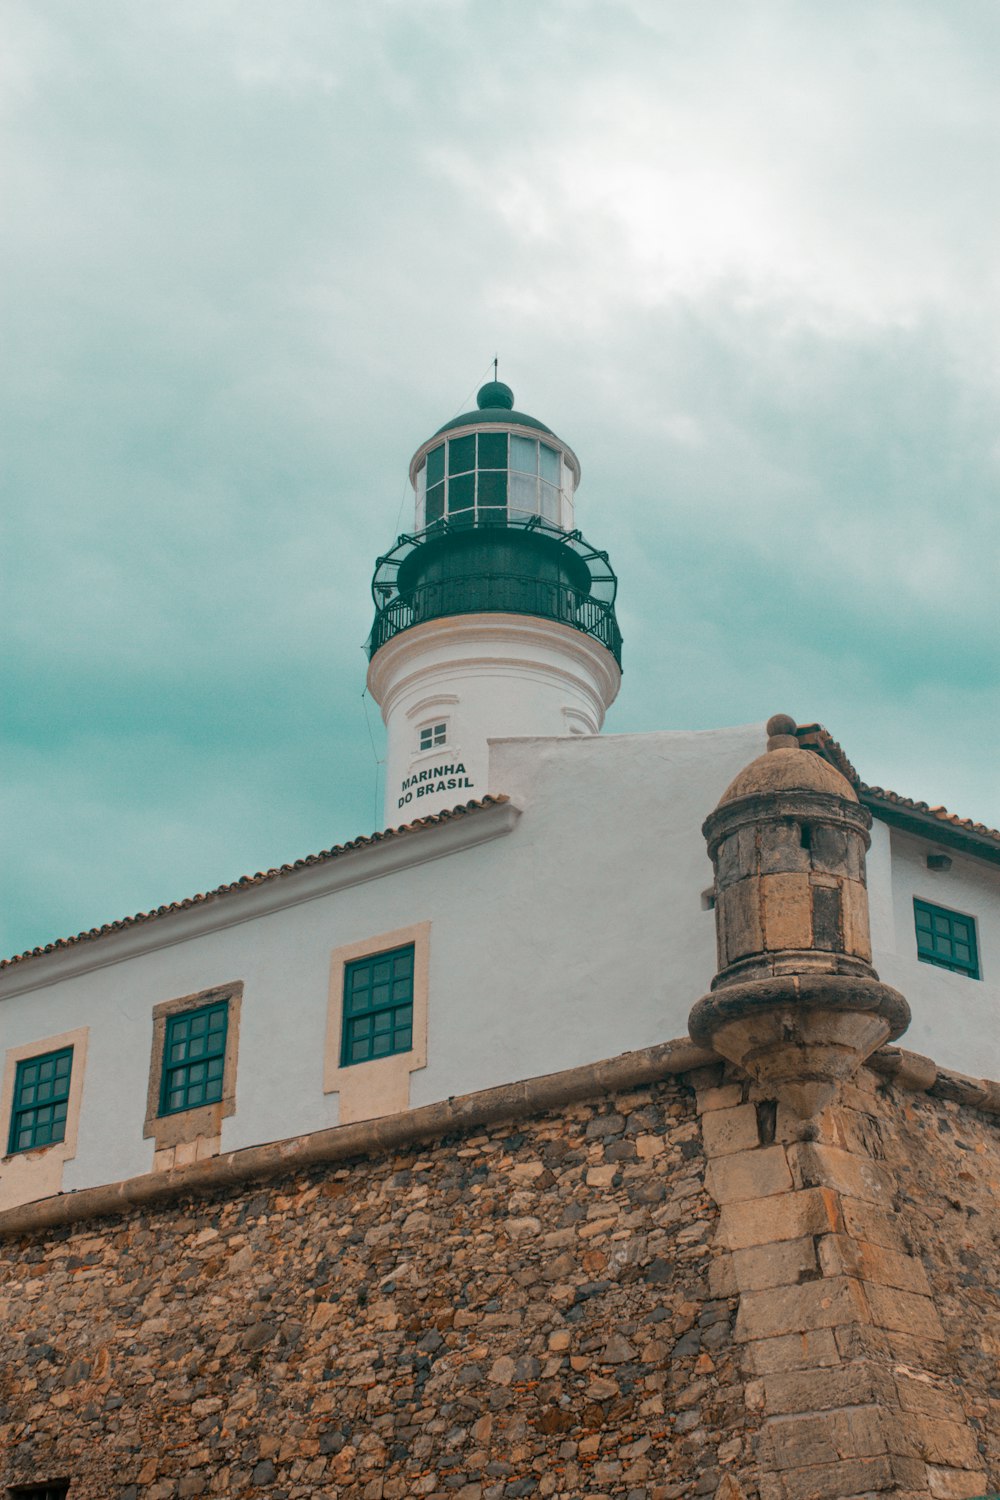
[841,879,872,961]
[883,1330,954,1376]
[775,1454,918,1500]
[788,1143,894,1205]
[760,874,812,951]
[720,879,762,961]
[735,1276,868,1343]
[926,1466,992,1499]
[861,1283,946,1342]
[893,1373,967,1422]
[765,1404,889,1469]
[817,1235,930,1296]
[701,1104,761,1158]
[716,833,743,890]
[809,824,848,875]
[747,1328,841,1374]
[839,1197,907,1252]
[759,823,811,876]
[708,1256,738,1298]
[717,1187,840,1250]
[762,1363,894,1416]
[730,1236,818,1293]
[705,1145,793,1205]
[911,1419,983,1470]
[811,883,844,952]
[697,1083,745,1114]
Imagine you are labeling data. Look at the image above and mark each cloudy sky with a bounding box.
[4,0,999,957]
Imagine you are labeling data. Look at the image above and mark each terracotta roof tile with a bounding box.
[796,723,1000,855]
[0,797,510,973]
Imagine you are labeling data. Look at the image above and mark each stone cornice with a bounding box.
[0,1036,715,1237]
[2,1034,998,1239]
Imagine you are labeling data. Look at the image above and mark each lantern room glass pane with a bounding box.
[478,431,507,469]
[539,482,560,522]
[426,444,445,486]
[448,473,474,515]
[539,443,560,483]
[511,435,537,474]
[477,471,507,511]
[426,483,445,526]
[448,435,475,475]
[509,471,538,516]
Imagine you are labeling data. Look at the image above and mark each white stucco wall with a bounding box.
[870,826,1000,1079]
[2,722,998,1203]
[367,613,620,824]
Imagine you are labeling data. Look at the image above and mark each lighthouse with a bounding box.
[366,381,623,822]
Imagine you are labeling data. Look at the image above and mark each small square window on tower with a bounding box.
[913,898,980,980]
[419,721,448,753]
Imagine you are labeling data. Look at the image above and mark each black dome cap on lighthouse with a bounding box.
[433,381,555,437]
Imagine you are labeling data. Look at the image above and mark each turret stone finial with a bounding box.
[688,717,910,1117]
[765,712,798,749]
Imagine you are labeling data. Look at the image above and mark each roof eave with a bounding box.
[0,798,520,995]
[861,790,1000,867]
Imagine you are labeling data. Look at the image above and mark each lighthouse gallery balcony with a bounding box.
[367,516,623,667]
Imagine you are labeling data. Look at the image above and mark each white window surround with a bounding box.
[405,694,459,721]
[411,741,462,767]
[418,721,449,754]
[0,1027,89,1211]
[323,922,430,1126]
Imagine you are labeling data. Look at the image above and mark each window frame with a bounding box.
[339,943,416,1069]
[7,1485,70,1499]
[418,721,448,754]
[324,923,430,1127]
[416,431,571,531]
[158,1000,230,1117]
[143,983,242,1160]
[7,1046,74,1156]
[1,1027,89,1212]
[913,897,980,980]
[7,1485,71,1499]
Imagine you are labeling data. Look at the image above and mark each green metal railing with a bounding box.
[368,570,623,664]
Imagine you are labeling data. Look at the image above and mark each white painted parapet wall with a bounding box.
[1,723,997,1212]
[366,611,620,824]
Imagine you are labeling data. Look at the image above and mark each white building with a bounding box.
[2,383,998,1214]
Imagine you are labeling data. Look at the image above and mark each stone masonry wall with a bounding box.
[885,1083,1000,1482]
[0,1077,750,1500]
[1,1063,998,1500]
[697,1062,1000,1500]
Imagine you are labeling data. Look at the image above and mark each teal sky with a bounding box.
[4,1,999,958]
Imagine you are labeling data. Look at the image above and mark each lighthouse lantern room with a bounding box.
[366,382,623,822]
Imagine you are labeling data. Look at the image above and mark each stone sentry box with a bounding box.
[690,715,909,1118]
[707,740,873,986]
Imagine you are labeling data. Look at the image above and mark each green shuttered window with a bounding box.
[159,1001,229,1115]
[913,899,979,979]
[8,1047,74,1154]
[341,945,415,1066]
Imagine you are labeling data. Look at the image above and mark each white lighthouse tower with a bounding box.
[366,381,622,823]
